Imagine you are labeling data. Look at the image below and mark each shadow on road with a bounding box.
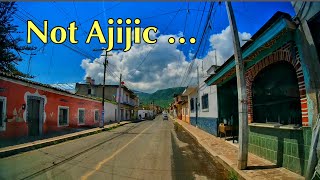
[171,123,228,180]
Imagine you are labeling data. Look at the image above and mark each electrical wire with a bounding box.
[17,5,92,58]
[14,8,97,60]
[178,2,214,88]
[177,2,208,88]
[173,2,190,89]
[125,4,184,79]
[76,2,121,27]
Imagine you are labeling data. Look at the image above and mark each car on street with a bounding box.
[162,112,168,120]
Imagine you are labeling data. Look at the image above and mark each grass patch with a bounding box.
[228,170,238,180]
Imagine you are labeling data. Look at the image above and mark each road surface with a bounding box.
[0,116,227,180]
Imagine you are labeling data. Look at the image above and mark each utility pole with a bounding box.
[117,73,122,124]
[152,99,154,118]
[94,48,121,127]
[225,2,248,170]
[101,52,107,127]
[215,49,217,66]
[93,49,112,128]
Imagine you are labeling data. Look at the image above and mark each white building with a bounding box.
[183,64,220,136]
[104,102,118,122]
[138,110,154,120]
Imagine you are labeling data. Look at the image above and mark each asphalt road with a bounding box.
[0,116,227,180]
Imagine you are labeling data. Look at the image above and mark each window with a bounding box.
[201,94,209,110]
[121,109,124,120]
[0,97,6,131]
[190,98,194,112]
[58,106,69,126]
[78,109,85,124]
[94,110,99,122]
[252,62,301,125]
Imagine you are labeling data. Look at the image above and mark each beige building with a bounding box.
[75,77,139,121]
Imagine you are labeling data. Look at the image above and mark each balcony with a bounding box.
[121,98,137,107]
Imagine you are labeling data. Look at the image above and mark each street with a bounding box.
[0,116,227,180]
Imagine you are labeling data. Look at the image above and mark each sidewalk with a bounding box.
[173,117,304,180]
[0,121,131,158]
[0,127,93,148]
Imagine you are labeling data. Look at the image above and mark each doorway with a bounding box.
[27,96,44,136]
[0,96,6,131]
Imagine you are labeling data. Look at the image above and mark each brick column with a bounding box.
[246,79,253,124]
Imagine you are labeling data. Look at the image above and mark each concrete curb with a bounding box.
[170,116,251,180]
[0,121,131,158]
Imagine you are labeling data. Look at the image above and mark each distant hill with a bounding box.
[136,87,185,108]
[133,90,150,99]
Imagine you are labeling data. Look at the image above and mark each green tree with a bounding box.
[0,2,36,77]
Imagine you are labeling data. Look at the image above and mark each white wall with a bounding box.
[104,102,117,122]
[189,76,218,119]
[138,110,153,119]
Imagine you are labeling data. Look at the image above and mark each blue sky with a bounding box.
[14,2,295,92]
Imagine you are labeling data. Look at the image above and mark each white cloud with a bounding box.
[81,32,190,93]
[80,26,251,93]
[202,26,251,68]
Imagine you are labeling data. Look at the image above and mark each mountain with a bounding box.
[136,87,185,108]
[133,90,150,99]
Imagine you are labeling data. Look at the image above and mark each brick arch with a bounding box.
[245,44,308,126]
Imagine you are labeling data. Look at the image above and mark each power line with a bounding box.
[180,2,216,87]
[125,4,184,79]
[77,2,122,27]
[191,3,202,36]
[178,2,214,88]
[13,9,51,57]
[174,2,191,89]
[183,2,190,37]
[141,9,183,20]
[47,44,54,78]
[195,2,208,41]
[7,32,36,76]
[15,7,97,60]
[140,7,210,20]
[50,2,97,58]
[105,66,135,91]
[70,1,98,52]
[177,2,208,88]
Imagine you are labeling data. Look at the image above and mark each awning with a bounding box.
[205,13,296,86]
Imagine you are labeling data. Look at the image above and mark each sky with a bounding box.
[14,2,296,93]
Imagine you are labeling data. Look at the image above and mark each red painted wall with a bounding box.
[0,78,102,139]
